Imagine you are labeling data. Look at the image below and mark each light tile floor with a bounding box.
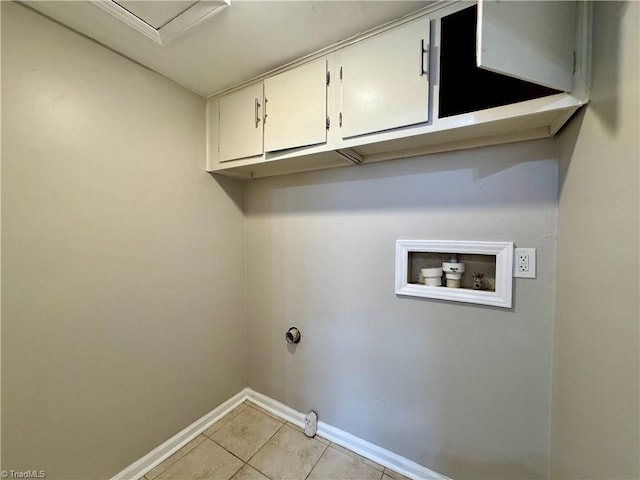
[139,401,411,480]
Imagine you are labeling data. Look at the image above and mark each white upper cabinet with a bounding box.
[264,58,328,153]
[339,16,430,139]
[219,82,264,162]
[477,0,577,92]
[207,1,590,179]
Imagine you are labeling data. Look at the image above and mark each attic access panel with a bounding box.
[115,1,199,29]
[93,0,229,46]
[438,5,560,119]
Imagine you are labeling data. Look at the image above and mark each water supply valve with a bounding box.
[285,327,301,344]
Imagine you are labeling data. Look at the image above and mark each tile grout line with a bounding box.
[303,439,330,480]
[193,435,249,480]
[187,405,263,477]
[245,421,287,464]
[201,404,248,441]
[204,403,286,479]
[227,460,245,480]
[248,462,274,480]
[243,422,287,480]
[204,433,256,466]
[145,436,207,480]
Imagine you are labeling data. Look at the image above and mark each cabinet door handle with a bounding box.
[420,39,428,78]
[255,97,261,128]
[263,97,268,125]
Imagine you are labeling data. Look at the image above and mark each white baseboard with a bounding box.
[112,387,450,480]
[315,421,450,480]
[111,388,250,480]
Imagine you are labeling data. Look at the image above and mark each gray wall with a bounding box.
[550,2,640,478]
[246,140,559,479]
[1,3,246,478]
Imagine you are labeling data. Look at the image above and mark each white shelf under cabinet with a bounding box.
[395,240,514,308]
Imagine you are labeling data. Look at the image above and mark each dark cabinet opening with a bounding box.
[438,5,561,119]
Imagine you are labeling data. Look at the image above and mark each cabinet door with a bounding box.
[219,82,264,162]
[477,0,576,92]
[340,17,430,139]
[264,58,327,152]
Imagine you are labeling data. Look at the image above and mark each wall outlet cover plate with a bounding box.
[304,410,318,437]
[514,247,536,278]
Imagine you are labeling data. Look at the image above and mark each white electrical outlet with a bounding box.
[304,410,318,437]
[514,248,536,278]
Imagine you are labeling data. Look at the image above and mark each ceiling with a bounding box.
[27,1,433,98]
